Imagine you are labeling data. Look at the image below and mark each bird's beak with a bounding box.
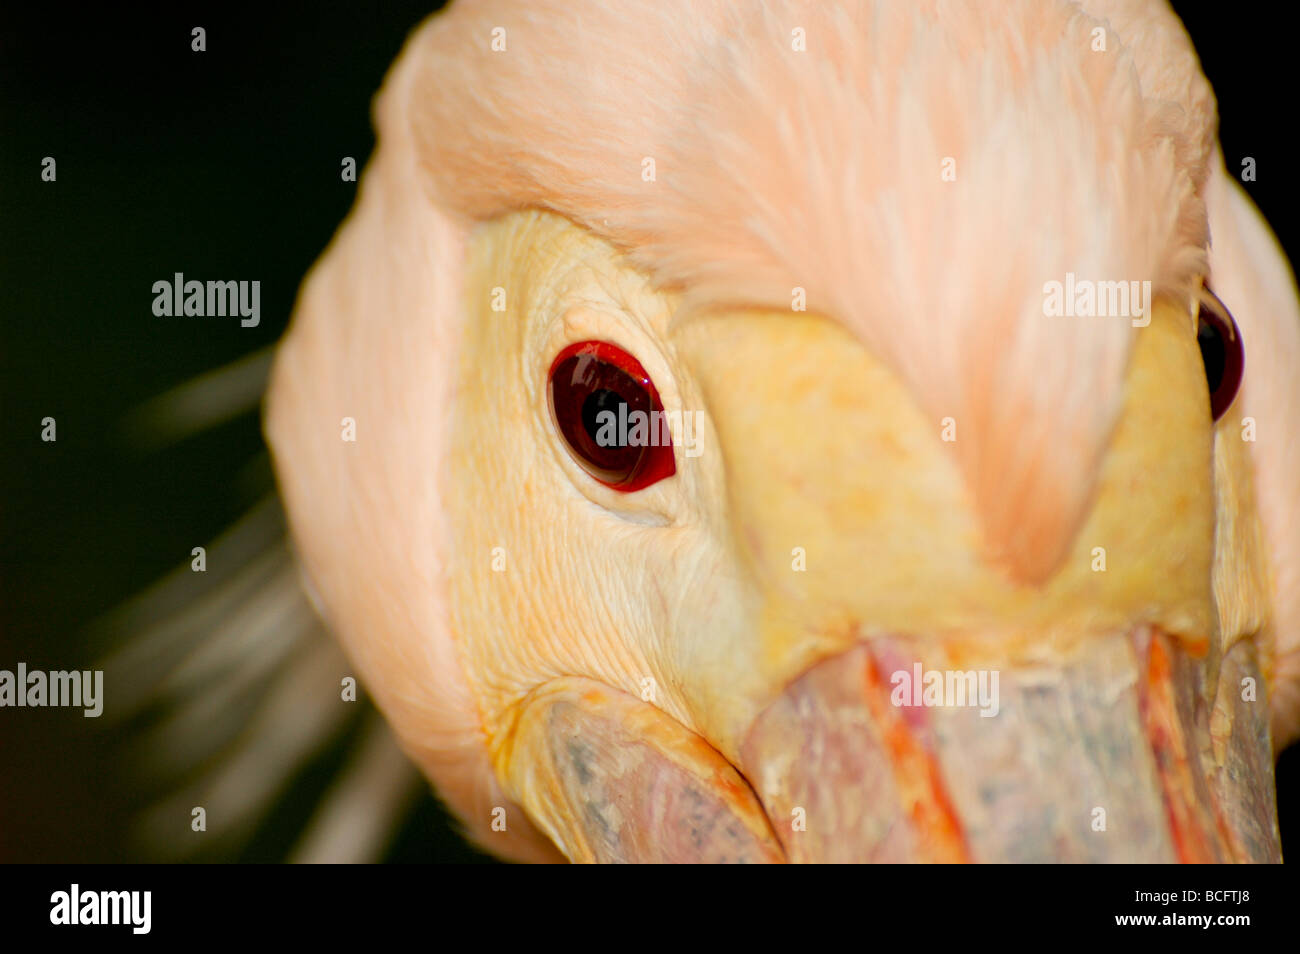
[740,626,1279,862]
[501,622,1280,863]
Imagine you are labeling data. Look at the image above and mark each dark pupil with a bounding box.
[582,389,625,445]
[1198,316,1225,394]
[551,353,653,482]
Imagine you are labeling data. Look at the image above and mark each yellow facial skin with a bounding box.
[445,209,1273,860]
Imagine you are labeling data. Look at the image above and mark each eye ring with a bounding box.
[1196,286,1244,422]
[547,340,677,492]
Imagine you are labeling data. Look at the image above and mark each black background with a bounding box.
[1,1,1296,863]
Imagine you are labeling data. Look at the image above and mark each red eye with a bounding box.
[1197,288,1243,422]
[547,340,677,492]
